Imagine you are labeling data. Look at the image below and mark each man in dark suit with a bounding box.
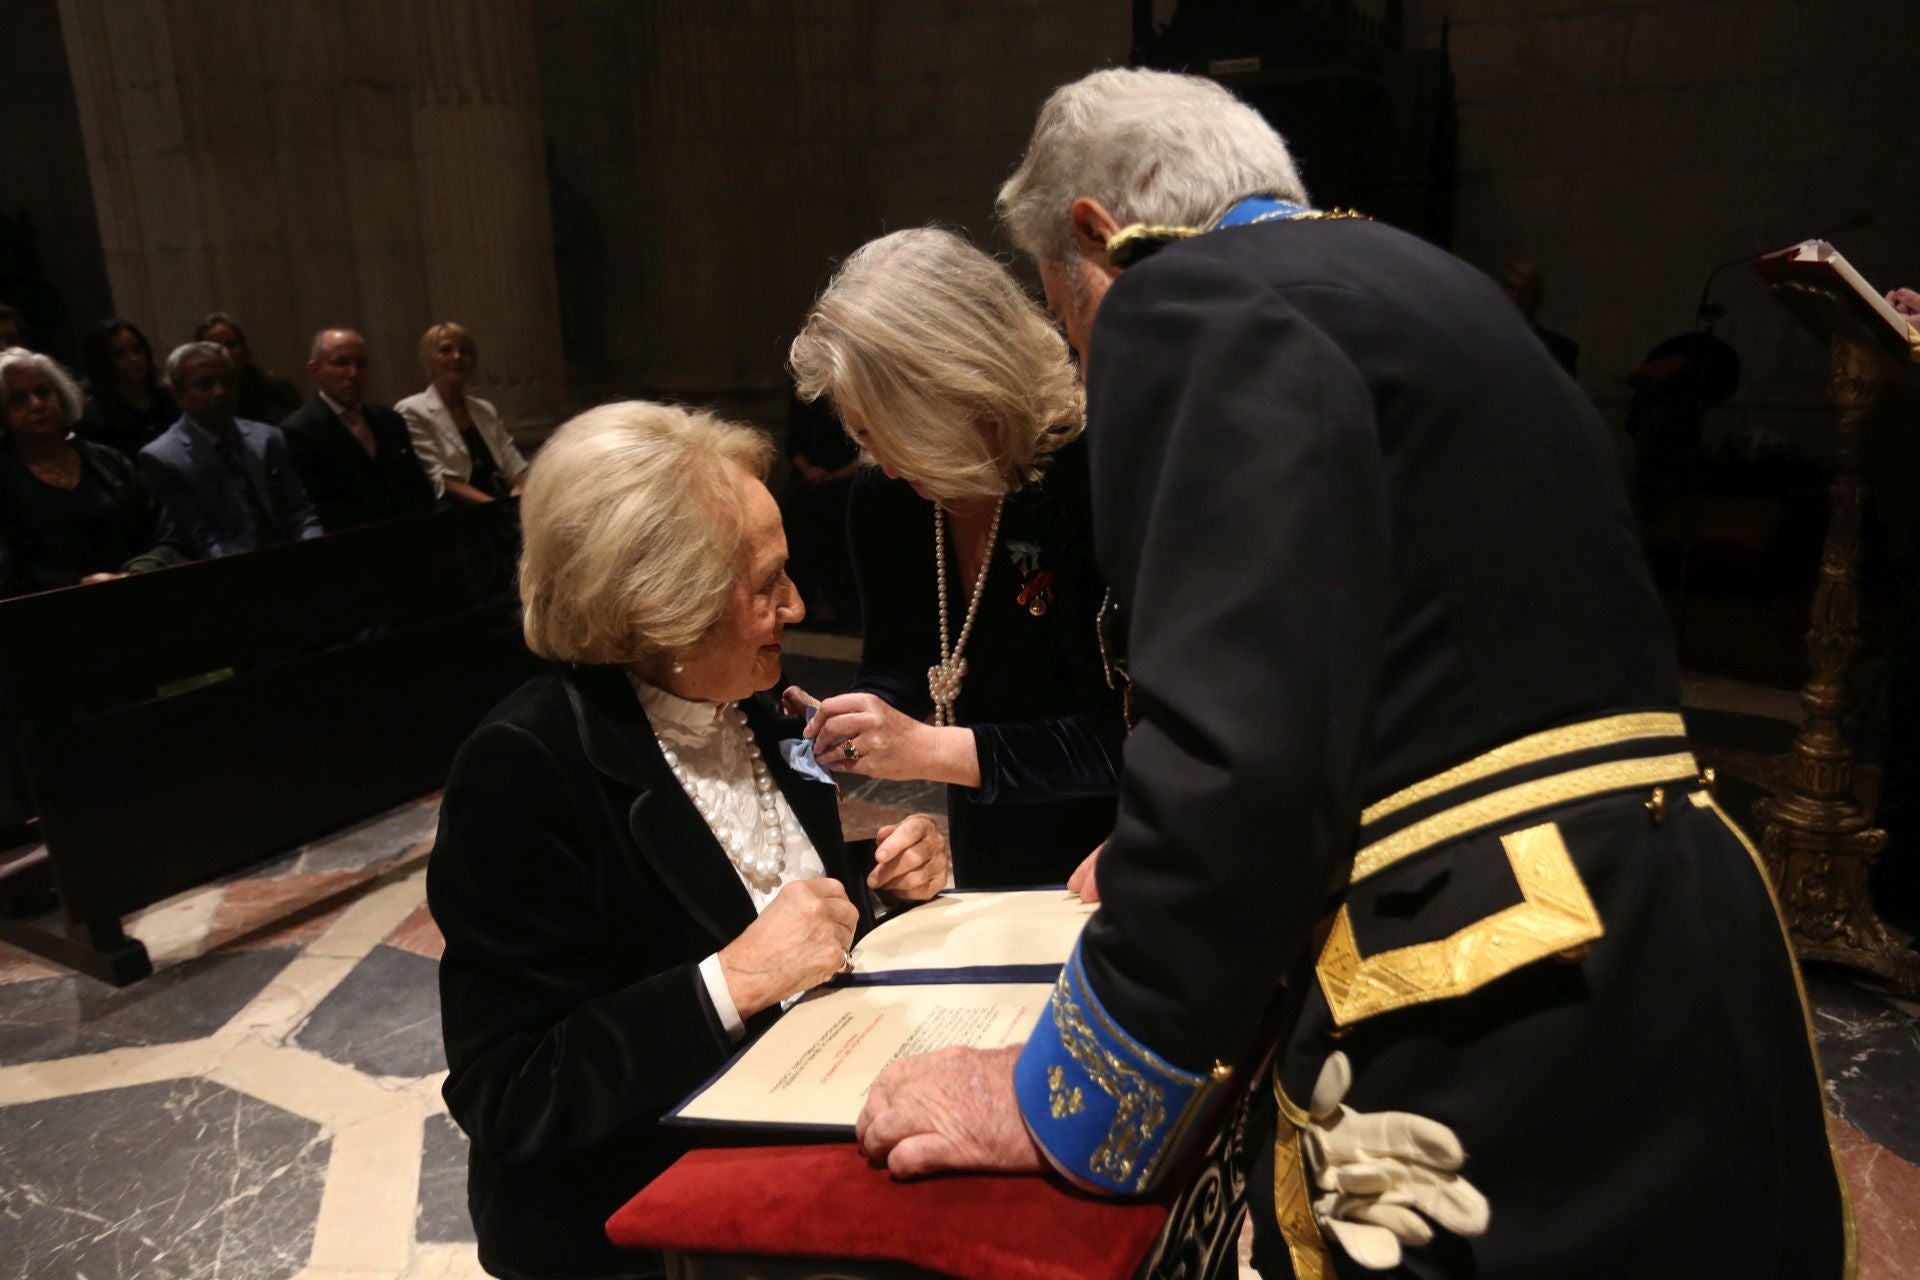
[857,69,1849,1279]
[1501,259,1581,378]
[138,343,324,559]
[281,327,435,533]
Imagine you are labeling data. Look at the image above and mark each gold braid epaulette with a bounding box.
[1105,224,1203,268]
[1106,209,1372,269]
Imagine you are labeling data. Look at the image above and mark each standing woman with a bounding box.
[396,322,528,506]
[789,228,1124,887]
[0,348,185,598]
[76,319,177,457]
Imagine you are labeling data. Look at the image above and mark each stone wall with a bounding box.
[535,0,1131,417]
[1412,0,1919,445]
[56,0,566,429]
[0,0,113,364]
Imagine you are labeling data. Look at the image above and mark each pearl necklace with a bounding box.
[928,495,1006,726]
[657,704,790,893]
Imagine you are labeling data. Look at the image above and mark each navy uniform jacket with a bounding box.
[1012,216,1849,1278]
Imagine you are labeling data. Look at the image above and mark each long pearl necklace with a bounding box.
[658,705,789,893]
[928,495,1006,726]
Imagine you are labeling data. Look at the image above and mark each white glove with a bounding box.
[1302,1051,1492,1270]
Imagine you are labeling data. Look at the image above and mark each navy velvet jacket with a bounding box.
[847,436,1125,886]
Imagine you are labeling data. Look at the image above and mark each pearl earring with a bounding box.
[672,661,684,674]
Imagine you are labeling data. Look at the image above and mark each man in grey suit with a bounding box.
[137,343,325,559]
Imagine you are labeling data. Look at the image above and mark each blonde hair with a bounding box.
[997,68,1307,269]
[788,228,1083,501]
[518,400,775,665]
[420,321,476,375]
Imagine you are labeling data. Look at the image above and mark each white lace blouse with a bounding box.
[631,676,827,1040]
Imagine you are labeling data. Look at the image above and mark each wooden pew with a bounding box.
[0,503,536,984]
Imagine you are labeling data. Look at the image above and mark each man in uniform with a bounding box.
[857,68,1851,1278]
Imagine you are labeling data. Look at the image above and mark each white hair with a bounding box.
[518,400,775,665]
[789,227,1083,501]
[165,341,231,389]
[996,68,1308,267]
[0,347,85,426]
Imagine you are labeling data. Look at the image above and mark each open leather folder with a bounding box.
[616,889,1253,1280]
[667,889,1096,1136]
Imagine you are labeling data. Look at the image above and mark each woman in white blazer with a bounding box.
[396,322,529,506]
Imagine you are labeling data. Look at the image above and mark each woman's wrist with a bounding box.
[920,724,982,788]
[716,943,775,1022]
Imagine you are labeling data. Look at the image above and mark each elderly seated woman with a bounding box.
[429,400,948,1280]
[0,347,185,598]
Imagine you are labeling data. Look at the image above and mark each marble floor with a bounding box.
[0,670,1916,1279]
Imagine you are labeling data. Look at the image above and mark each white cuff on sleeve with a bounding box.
[699,952,745,1042]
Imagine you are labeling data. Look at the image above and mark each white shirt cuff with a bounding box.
[699,952,745,1042]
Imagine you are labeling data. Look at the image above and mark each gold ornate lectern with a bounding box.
[1751,242,1920,996]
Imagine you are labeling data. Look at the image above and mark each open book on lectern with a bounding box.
[666,889,1094,1136]
[1752,239,1920,349]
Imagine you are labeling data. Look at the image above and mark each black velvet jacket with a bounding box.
[0,439,187,598]
[429,664,874,1280]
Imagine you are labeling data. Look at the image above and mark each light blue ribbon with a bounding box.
[779,704,836,784]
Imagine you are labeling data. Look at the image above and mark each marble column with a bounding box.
[57,0,566,433]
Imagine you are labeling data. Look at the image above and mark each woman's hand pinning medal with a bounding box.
[785,687,982,787]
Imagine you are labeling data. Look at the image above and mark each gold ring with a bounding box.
[838,949,855,974]
[842,741,861,762]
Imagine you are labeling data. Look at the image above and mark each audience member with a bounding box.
[1622,328,1741,523]
[1501,259,1581,377]
[431,400,947,1279]
[282,328,434,533]
[0,348,186,598]
[137,343,323,559]
[194,312,303,425]
[0,304,25,350]
[779,389,859,626]
[395,322,527,506]
[77,319,177,457]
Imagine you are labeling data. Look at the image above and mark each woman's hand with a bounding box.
[1887,287,1920,321]
[805,692,982,786]
[1067,840,1104,902]
[869,815,949,902]
[718,877,859,1020]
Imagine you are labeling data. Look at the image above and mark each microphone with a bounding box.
[1695,213,1873,327]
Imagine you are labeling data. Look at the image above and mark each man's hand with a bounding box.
[856,1044,1044,1177]
[1067,841,1104,902]
[1887,287,1920,322]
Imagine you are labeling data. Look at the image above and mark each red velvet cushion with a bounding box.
[604,1144,1171,1280]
